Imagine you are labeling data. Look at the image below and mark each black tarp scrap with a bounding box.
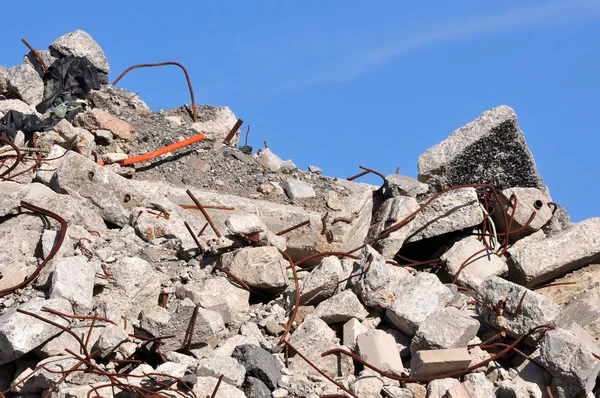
[36,56,101,114]
[0,110,58,144]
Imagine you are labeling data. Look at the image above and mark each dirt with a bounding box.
[534,263,600,305]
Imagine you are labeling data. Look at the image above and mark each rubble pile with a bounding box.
[1,31,599,398]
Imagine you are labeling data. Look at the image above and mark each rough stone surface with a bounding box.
[410,348,472,377]
[175,276,250,313]
[406,187,484,243]
[0,181,29,217]
[281,178,316,200]
[357,329,405,376]
[555,284,600,339]
[353,245,414,309]
[441,236,508,289]
[384,174,429,198]
[48,256,95,315]
[218,246,288,292]
[425,378,461,398]
[92,324,129,358]
[446,381,477,398]
[410,307,480,356]
[343,318,368,351]
[197,356,246,387]
[256,148,283,172]
[190,105,240,144]
[0,298,72,365]
[313,290,369,324]
[351,374,384,398]
[493,187,554,239]
[0,66,8,94]
[463,373,496,397]
[225,213,267,237]
[300,255,345,305]
[75,108,134,140]
[193,376,246,398]
[231,344,282,390]
[386,272,454,336]
[0,98,37,114]
[539,328,600,395]
[417,105,547,192]
[7,63,44,106]
[369,196,420,258]
[507,217,600,287]
[50,30,110,73]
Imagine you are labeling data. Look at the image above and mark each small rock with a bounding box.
[94,129,113,145]
[75,108,134,140]
[48,256,95,315]
[308,165,322,174]
[313,290,369,324]
[7,64,44,106]
[197,356,246,387]
[384,174,429,198]
[281,179,316,200]
[50,30,110,73]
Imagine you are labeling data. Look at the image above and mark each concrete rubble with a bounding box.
[0,29,599,398]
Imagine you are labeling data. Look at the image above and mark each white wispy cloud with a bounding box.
[273,0,600,92]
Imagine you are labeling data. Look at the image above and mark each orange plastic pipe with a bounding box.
[96,132,206,166]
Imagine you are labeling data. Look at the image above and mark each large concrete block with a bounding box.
[386,273,454,336]
[48,256,95,315]
[475,277,561,342]
[507,218,600,287]
[410,348,471,378]
[218,246,289,292]
[50,30,110,73]
[441,236,508,290]
[492,187,553,240]
[369,196,419,259]
[417,105,547,193]
[356,329,405,376]
[313,290,368,324]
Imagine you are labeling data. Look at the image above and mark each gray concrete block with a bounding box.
[410,348,471,378]
[384,174,429,199]
[417,105,547,193]
[369,196,420,259]
[313,290,369,324]
[48,256,95,315]
[357,329,405,376]
[493,187,554,240]
[219,246,289,292]
[343,318,368,351]
[508,217,600,287]
[300,255,345,305]
[281,179,316,200]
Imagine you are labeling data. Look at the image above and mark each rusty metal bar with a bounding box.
[223,119,243,144]
[21,38,48,71]
[276,220,311,236]
[186,189,222,237]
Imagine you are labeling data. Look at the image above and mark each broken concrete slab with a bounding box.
[343,318,368,351]
[50,30,110,73]
[0,298,72,366]
[417,105,547,193]
[410,307,480,356]
[175,276,250,313]
[384,174,429,199]
[313,290,369,324]
[356,329,405,376]
[386,272,453,336]
[406,187,484,243]
[493,187,554,240]
[353,245,414,309]
[281,179,316,200]
[410,348,472,378]
[369,196,420,259]
[7,63,44,106]
[190,105,240,145]
[218,246,289,292]
[197,355,246,387]
[539,328,600,396]
[508,217,600,287]
[300,255,345,305]
[48,256,95,315]
[75,108,133,140]
[476,276,561,342]
[441,236,508,289]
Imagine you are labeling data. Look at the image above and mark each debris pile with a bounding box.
[0,31,599,398]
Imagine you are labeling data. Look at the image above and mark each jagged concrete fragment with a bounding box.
[493,187,554,240]
[351,374,384,398]
[0,99,37,114]
[256,148,283,171]
[225,213,267,237]
[0,298,72,366]
[356,329,405,376]
[232,344,282,390]
[0,181,29,217]
[93,324,129,358]
[139,179,373,262]
[288,316,354,378]
[48,256,95,315]
[193,376,246,398]
[343,318,368,351]
[425,378,461,398]
[190,105,240,144]
[441,236,508,289]
[353,245,414,309]
[384,174,429,198]
[555,285,600,339]
[197,356,246,387]
[313,290,369,324]
[218,246,288,292]
[300,255,345,305]
[539,328,600,396]
[406,187,484,243]
[410,307,480,356]
[410,348,472,377]
[476,276,561,342]
[463,373,496,397]
[281,179,316,200]
[369,196,420,258]
[446,381,477,398]
[50,30,110,73]
[176,276,250,313]
[35,145,67,184]
[386,273,453,336]
[417,105,546,192]
[139,299,225,351]
[508,217,600,287]
[7,63,44,105]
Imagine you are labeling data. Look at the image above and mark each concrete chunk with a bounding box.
[476,276,561,342]
[417,105,546,192]
[50,30,110,73]
[343,318,368,351]
[539,328,600,395]
[410,348,471,378]
[281,179,316,200]
[0,298,72,365]
[508,217,600,287]
[49,256,95,315]
[406,188,484,243]
[0,181,29,217]
[300,255,345,305]
[193,376,246,398]
[357,329,405,376]
[386,273,453,336]
[314,290,368,324]
[175,276,250,313]
[384,174,429,199]
[219,246,288,292]
[410,307,480,356]
[7,64,44,106]
[493,187,553,240]
[93,324,129,358]
[441,236,508,289]
[190,105,240,144]
[555,285,600,339]
[351,374,384,398]
[197,356,246,387]
[369,196,420,259]
[425,378,461,398]
[446,381,477,398]
[75,108,133,140]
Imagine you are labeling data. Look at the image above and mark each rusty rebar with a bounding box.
[359,165,386,181]
[0,137,22,180]
[0,201,67,297]
[532,281,577,290]
[42,307,118,326]
[279,249,301,344]
[184,304,200,354]
[184,221,205,254]
[186,189,222,237]
[212,265,269,300]
[21,38,48,71]
[276,220,311,236]
[111,62,198,123]
[347,170,369,181]
[210,374,225,398]
[223,119,244,144]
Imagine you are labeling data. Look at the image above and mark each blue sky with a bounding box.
[3,1,599,222]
